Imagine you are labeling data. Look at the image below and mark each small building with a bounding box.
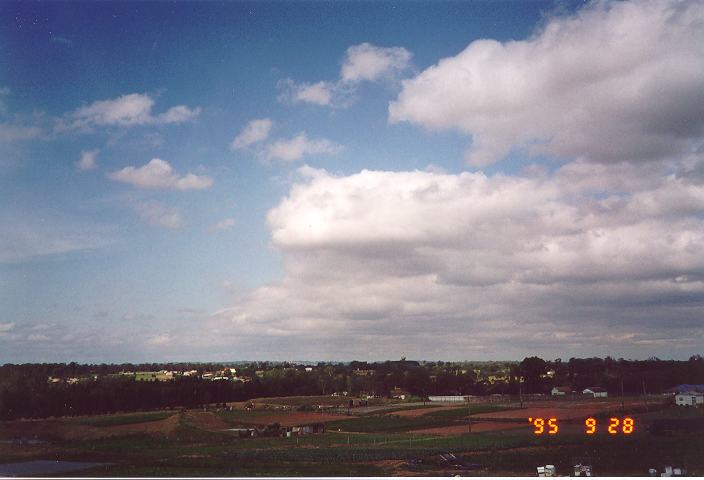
[582,387,608,398]
[390,387,410,400]
[675,391,704,406]
[552,386,571,396]
[428,395,471,402]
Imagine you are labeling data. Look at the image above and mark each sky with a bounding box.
[1,0,703,363]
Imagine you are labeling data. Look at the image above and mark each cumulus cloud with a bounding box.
[231,118,273,149]
[266,133,344,162]
[136,202,184,229]
[277,80,337,106]
[108,158,213,190]
[64,93,201,130]
[213,218,235,231]
[278,43,412,107]
[389,0,704,166]
[217,161,704,359]
[76,149,99,171]
[341,43,412,83]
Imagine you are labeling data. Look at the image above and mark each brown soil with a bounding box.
[106,413,180,435]
[182,411,231,431]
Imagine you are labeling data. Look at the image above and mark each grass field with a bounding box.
[1,397,702,476]
[78,411,174,427]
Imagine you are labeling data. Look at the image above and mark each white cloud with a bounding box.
[0,123,42,142]
[0,322,15,333]
[341,43,412,83]
[217,161,704,359]
[66,93,200,130]
[136,202,184,229]
[76,149,99,171]
[145,333,175,346]
[266,133,344,162]
[213,218,235,231]
[389,0,704,166]
[157,105,202,124]
[277,80,336,106]
[278,43,412,108]
[0,214,112,263]
[231,118,273,149]
[108,158,213,190]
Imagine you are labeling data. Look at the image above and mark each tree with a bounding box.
[519,356,547,393]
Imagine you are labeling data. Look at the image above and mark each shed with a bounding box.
[582,387,608,398]
[675,391,704,406]
[551,386,571,396]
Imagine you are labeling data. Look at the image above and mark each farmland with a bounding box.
[2,395,703,476]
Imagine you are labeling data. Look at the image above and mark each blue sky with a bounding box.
[2,0,703,363]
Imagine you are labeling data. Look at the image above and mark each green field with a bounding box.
[78,411,174,427]
[2,401,703,476]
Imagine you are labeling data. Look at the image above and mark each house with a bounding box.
[551,386,571,396]
[675,391,704,406]
[582,387,608,398]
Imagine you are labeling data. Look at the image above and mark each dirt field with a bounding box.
[182,411,230,431]
[410,421,525,435]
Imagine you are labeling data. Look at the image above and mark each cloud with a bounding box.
[277,80,336,106]
[341,43,412,83]
[108,158,213,190]
[0,214,112,263]
[266,133,344,162]
[0,123,42,142]
[65,93,201,130]
[76,149,99,171]
[213,218,235,231]
[0,322,15,333]
[146,334,175,346]
[50,36,73,46]
[278,43,411,108]
[231,118,273,149]
[157,105,202,124]
[389,0,704,166]
[136,202,184,229]
[217,161,704,359]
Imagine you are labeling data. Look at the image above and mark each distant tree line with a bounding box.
[0,356,702,420]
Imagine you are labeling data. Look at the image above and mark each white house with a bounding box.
[675,391,704,406]
[551,386,571,396]
[582,387,608,398]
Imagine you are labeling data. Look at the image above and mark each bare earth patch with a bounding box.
[182,411,231,431]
